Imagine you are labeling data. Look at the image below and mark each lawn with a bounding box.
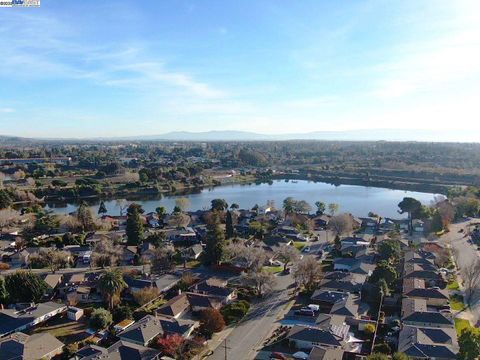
[264,265,283,273]
[293,242,305,251]
[33,315,90,343]
[447,280,460,291]
[450,294,465,311]
[454,318,472,336]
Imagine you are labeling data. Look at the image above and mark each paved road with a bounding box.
[438,218,480,324]
[208,273,294,360]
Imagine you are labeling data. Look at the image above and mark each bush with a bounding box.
[220,300,250,324]
[199,308,225,337]
[112,305,133,323]
[89,308,112,330]
[363,323,376,335]
[373,342,391,355]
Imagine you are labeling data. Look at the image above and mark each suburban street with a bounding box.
[438,218,480,324]
[208,273,295,360]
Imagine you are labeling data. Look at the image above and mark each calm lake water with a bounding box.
[45,180,441,218]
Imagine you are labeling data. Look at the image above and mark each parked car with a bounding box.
[295,308,315,316]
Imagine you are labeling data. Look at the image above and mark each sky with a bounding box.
[0,0,479,140]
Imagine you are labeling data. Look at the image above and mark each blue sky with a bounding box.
[0,0,479,139]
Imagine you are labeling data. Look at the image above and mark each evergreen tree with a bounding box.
[77,202,96,231]
[0,278,8,307]
[225,210,234,239]
[98,201,108,215]
[204,212,226,266]
[5,271,48,303]
[126,203,144,245]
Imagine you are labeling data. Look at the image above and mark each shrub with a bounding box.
[363,323,376,335]
[199,308,225,337]
[89,308,112,330]
[220,300,250,324]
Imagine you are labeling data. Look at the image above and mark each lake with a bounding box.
[45,180,441,218]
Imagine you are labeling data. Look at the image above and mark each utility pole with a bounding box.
[223,338,231,360]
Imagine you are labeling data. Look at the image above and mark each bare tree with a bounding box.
[463,259,480,306]
[168,212,191,228]
[0,172,5,188]
[0,209,20,231]
[293,256,323,292]
[151,246,175,274]
[274,245,300,271]
[30,248,71,273]
[437,201,455,230]
[175,197,191,212]
[328,213,353,238]
[91,237,123,268]
[115,199,129,216]
[240,271,276,297]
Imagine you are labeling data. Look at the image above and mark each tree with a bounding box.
[377,239,401,261]
[458,328,480,360]
[230,203,240,210]
[204,212,226,266]
[175,197,190,212]
[156,206,167,222]
[133,287,159,305]
[0,208,20,231]
[5,271,48,303]
[369,260,397,286]
[392,353,409,360]
[168,212,190,228]
[328,214,353,237]
[315,201,326,215]
[241,271,276,297]
[112,305,133,322]
[293,256,323,292]
[274,245,300,271]
[366,354,388,360]
[363,323,376,335]
[225,210,234,239]
[97,269,127,310]
[398,197,422,234]
[115,199,129,216]
[328,203,339,216]
[436,200,455,230]
[126,203,144,245]
[98,201,108,215]
[151,247,175,274]
[0,189,12,209]
[462,259,480,306]
[211,198,228,212]
[89,308,112,330]
[0,277,8,308]
[91,237,122,268]
[157,334,185,358]
[283,197,296,215]
[248,220,268,239]
[199,308,225,336]
[227,243,266,272]
[29,248,70,273]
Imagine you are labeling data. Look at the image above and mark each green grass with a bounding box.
[455,318,472,336]
[450,294,465,311]
[263,266,283,273]
[447,280,460,291]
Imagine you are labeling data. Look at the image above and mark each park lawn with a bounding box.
[450,294,465,311]
[264,266,283,273]
[454,318,472,336]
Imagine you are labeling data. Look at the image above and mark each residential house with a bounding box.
[124,274,181,294]
[0,332,64,360]
[333,257,375,276]
[156,293,190,319]
[75,341,160,360]
[403,263,439,282]
[118,315,195,346]
[403,278,449,306]
[186,292,223,312]
[286,325,343,351]
[401,298,453,328]
[189,278,236,304]
[182,244,203,260]
[398,325,458,360]
[0,302,67,337]
[308,346,345,360]
[122,246,138,265]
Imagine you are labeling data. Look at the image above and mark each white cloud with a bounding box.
[0,108,14,113]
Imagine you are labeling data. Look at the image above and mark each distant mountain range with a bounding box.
[0,129,478,143]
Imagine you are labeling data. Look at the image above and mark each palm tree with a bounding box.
[97,269,127,310]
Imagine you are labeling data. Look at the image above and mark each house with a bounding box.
[67,307,84,321]
[124,274,181,294]
[319,278,363,294]
[403,263,439,281]
[186,292,223,312]
[165,227,197,244]
[310,290,348,310]
[0,332,64,360]
[113,319,136,334]
[329,294,360,318]
[182,244,203,260]
[122,246,138,265]
[189,278,236,304]
[403,278,449,306]
[340,244,367,259]
[286,325,343,351]
[401,298,453,328]
[333,258,375,276]
[156,293,190,319]
[0,302,67,337]
[308,346,345,360]
[404,251,436,268]
[75,340,160,360]
[118,315,195,346]
[43,274,63,293]
[398,325,458,360]
[413,219,425,233]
